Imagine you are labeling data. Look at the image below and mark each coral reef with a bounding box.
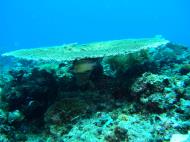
[0,38,190,141]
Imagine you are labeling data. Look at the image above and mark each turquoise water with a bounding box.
[0,0,190,52]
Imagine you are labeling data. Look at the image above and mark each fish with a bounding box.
[72,59,98,74]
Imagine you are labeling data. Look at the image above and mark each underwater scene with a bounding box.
[1,0,190,142]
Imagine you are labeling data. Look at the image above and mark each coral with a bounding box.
[101,49,149,76]
[117,115,154,141]
[130,72,177,112]
[0,87,2,97]
[1,39,190,142]
[7,110,24,124]
[0,134,9,142]
[62,112,114,142]
[131,72,169,96]
[2,37,169,62]
[183,87,190,100]
[179,99,190,118]
[170,131,190,142]
[0,87,3,103]
[105,126,128,142]
[3,68,58,122]
[166,43,189,56]
[44,98,88,125]
[180,64,190,75]
[0,109,7,124]
[48,124,68,138]
[37,61,74,79]
[38,62,59,73]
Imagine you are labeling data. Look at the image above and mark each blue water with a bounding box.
[0,0,190,53]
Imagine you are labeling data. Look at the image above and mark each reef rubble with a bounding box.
[0,37,190,142]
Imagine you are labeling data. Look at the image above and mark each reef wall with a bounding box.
[0,37,190,142]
